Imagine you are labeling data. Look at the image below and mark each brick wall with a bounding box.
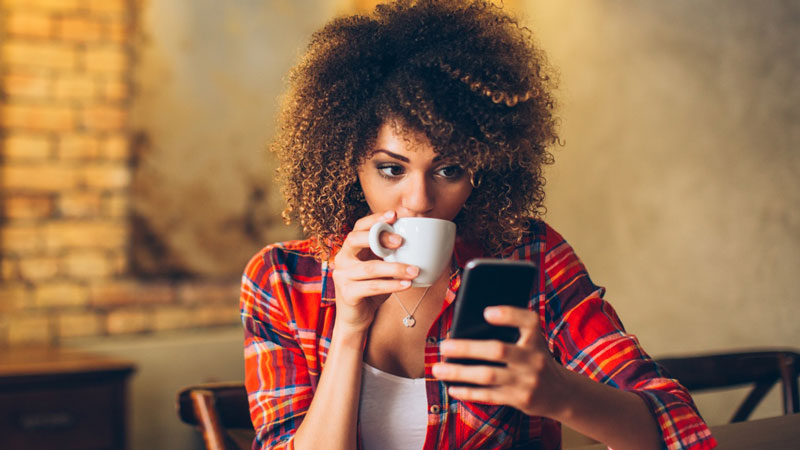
[0,0,239,347]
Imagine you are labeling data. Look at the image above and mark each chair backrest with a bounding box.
[656,350,800,423]
[176,382,254,450]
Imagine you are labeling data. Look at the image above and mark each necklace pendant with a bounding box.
[402,315,416,327]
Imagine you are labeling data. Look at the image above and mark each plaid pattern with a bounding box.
[241,220,716,450]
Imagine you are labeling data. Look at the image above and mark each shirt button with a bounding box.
[426,336,437,345]
[429,404,441,414]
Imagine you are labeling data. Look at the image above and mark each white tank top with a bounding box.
[359,363,428,450]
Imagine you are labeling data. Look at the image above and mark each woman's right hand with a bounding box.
[331,210,419,333]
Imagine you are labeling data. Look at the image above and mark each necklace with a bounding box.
[392,285,432,327]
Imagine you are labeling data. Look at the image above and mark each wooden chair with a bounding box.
[176,382,254,450]
[656,350,800,423]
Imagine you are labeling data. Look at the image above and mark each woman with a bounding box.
[241,1,716,449]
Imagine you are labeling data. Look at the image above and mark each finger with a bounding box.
[337,230,374,260]
[379,231,404,249]
[338,223,403,261]
[342,278,413,299]
[352,210,397,231]
[439,339,528,364]
[483,306,545,347]
[339,260,419,281]
[432,362,512,386]
[446,384,506,406]
[338,231,409,264]
[483,305,538,329]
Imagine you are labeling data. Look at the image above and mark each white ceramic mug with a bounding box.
[368,217,456,286]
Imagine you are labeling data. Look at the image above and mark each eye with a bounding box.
[435,165,464,179]
[377,163,405,178]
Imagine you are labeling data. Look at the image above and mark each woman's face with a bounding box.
[357,121,473,220]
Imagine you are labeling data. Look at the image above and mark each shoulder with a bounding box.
[508,219,579,260]
[526,221,589,282]
[499,218,564,260]
[240,238,332,329]
[242,238,325,296]
[505,219,601,302]
[244,239,320,277]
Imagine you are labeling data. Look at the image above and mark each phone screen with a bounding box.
[447,258,537,367]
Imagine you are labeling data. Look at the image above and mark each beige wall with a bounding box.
[521,0,799,424]
[129,0,330,277]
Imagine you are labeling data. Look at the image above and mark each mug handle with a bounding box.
[368,222,395,258]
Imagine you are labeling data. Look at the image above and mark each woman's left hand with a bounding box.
[433,306,571,418]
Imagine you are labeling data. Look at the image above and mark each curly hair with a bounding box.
[272,0,559,259]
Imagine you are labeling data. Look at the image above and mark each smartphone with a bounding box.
[446,258,538,367]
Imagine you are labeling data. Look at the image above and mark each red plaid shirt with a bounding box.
[241,220,716,449]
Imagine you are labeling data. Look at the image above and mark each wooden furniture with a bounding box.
[0,347,136,450]
[176,382,253,450]
[573,412,800,449]
[656,349,800,422]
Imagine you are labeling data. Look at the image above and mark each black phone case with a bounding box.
[446,258,538,369]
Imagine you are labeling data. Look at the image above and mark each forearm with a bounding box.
[553,367,662,450]
[293,325,367,450]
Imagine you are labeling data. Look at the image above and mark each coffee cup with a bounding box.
[368,217,456,286]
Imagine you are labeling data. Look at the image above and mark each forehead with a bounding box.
[369,120,435,156]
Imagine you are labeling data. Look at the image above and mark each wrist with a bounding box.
[331,323,369,350]
[544,363,582,422]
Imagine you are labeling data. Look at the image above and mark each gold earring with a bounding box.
[470,173,482,188]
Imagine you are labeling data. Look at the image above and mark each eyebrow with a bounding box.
[371,149,442,163]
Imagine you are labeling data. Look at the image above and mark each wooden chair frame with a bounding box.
[656,350,800,423]
[176,382,254,450]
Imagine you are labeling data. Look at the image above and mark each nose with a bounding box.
[401,173,434,216]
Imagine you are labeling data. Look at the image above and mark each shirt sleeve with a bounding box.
[241,247,313,450]
[539,226,717,450]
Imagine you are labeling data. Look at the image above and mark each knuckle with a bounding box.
[522,390,535,408]
[333,251,345,265]
[526,314,541,330]
[519,370,536,388]
[397,265,412,277]
[353,215,372,228]
[362,262,376,275]
[490,341,507,359]
[339,238,354,253]
[332,267,347,281]
[532,352,548,370]
[480,368,497,385]
[365,281,384,294]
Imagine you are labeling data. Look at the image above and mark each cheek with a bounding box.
[358,172,393,211]
[444,183,474,216]
[357,169,376,198]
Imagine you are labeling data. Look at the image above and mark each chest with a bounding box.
[364,292,446,379]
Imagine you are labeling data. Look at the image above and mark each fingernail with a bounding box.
[383,210,395,219]
[440,340,453,352]
[406,266,419,276]
[484,307,499,320]
[389,234,402,245]
[432,364,446,377]
[400,280,411,287]
[448,386,463,397]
